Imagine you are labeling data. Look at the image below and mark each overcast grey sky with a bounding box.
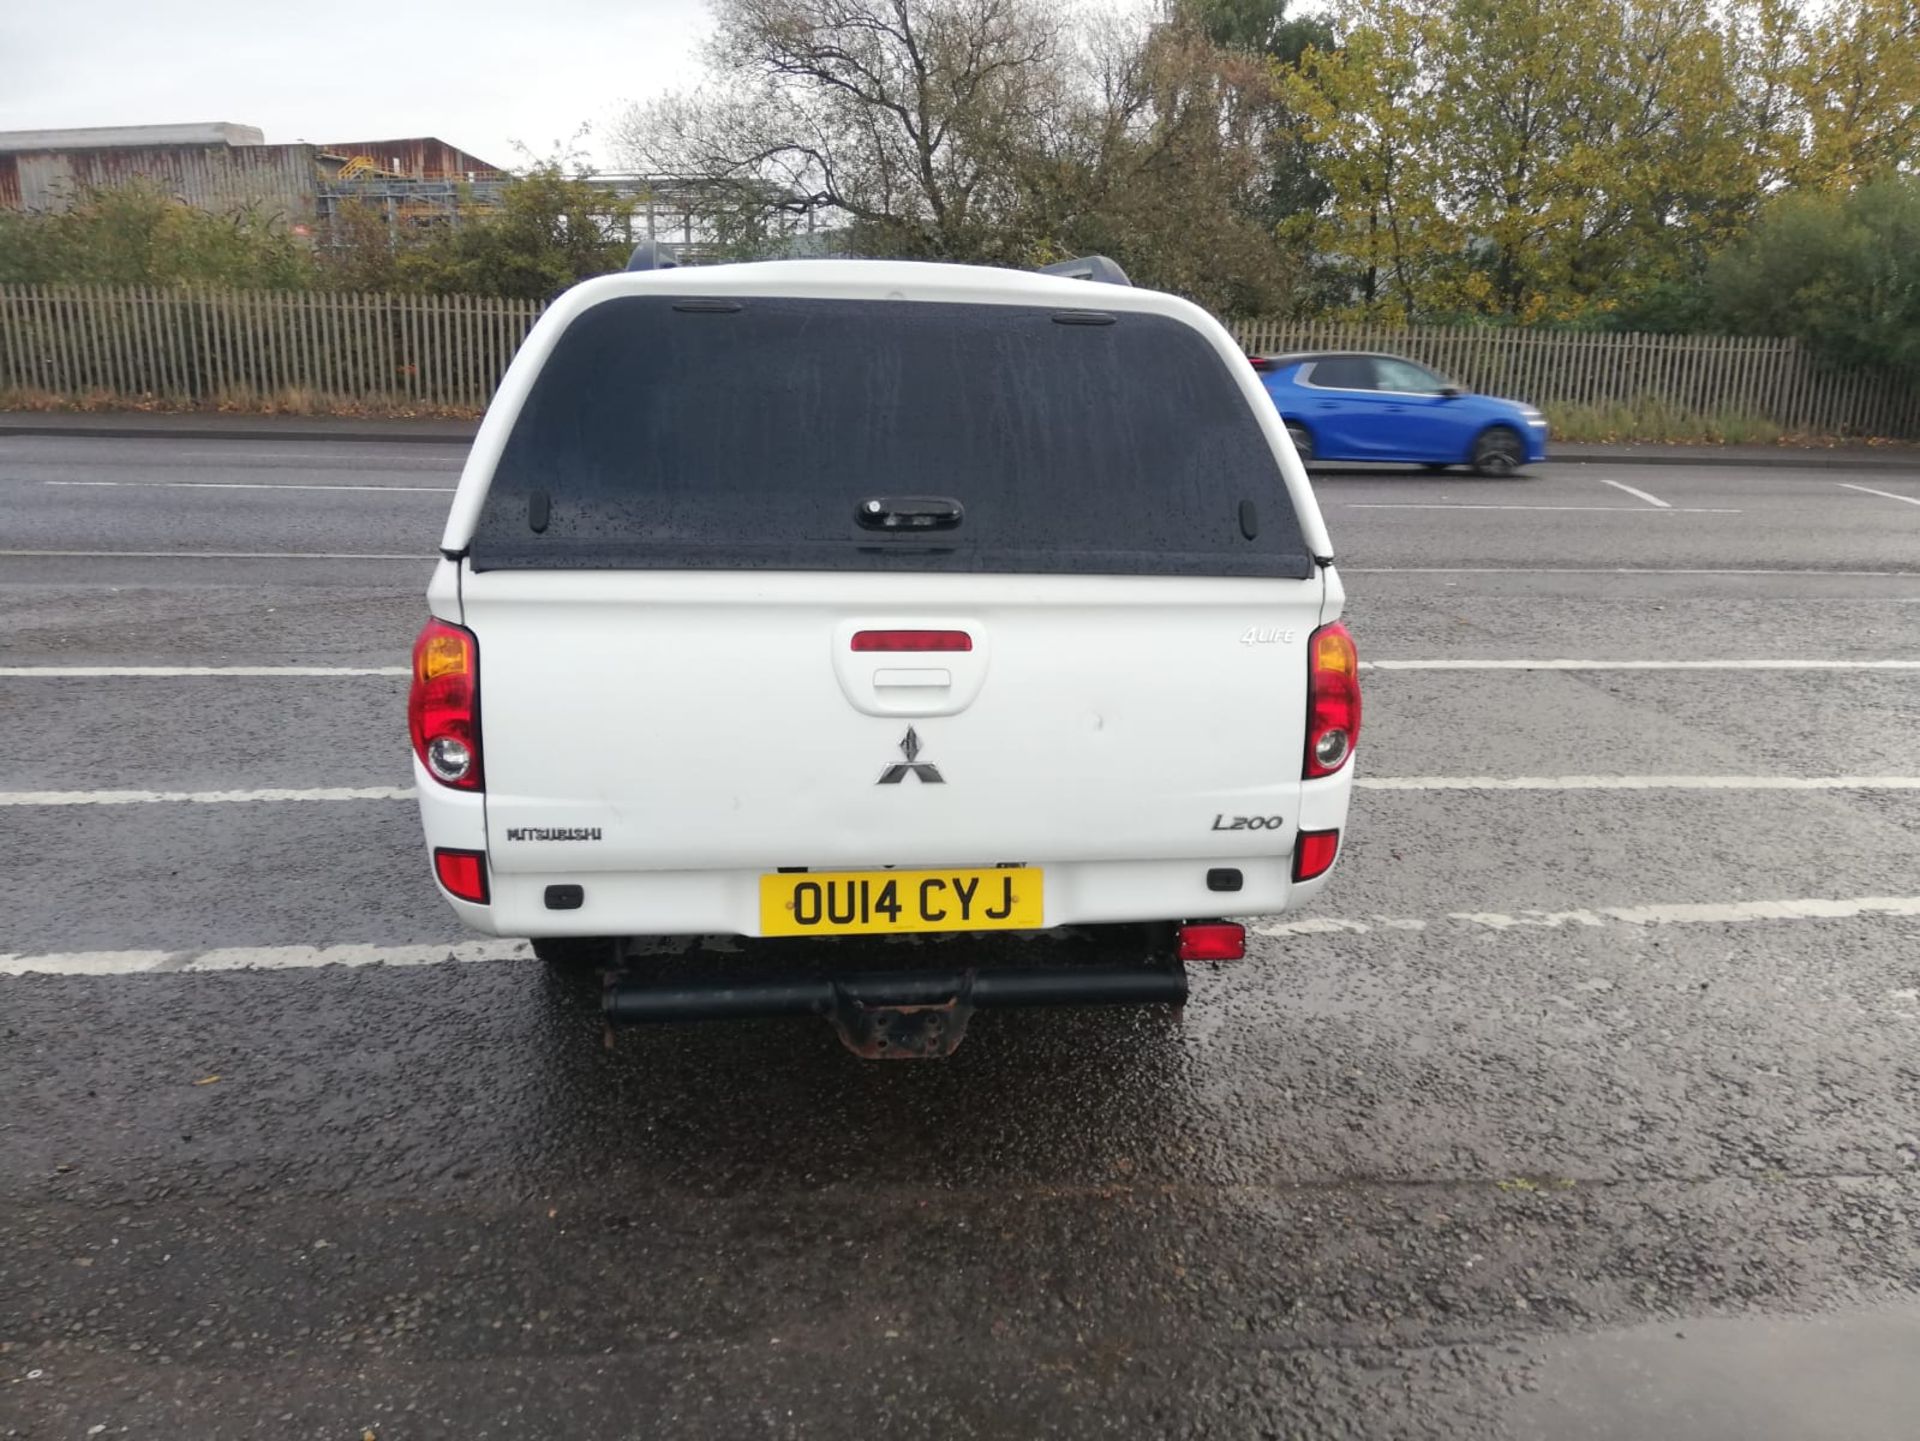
[0,0,713,170]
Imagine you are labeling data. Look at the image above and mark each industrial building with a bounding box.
[0,122,826,258]
[0,122,510,232]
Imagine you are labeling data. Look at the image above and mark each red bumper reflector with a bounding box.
[1178,922,1246,962]
[1293,829,1340,882]
[851,629,972,652]
[433,847,490,904]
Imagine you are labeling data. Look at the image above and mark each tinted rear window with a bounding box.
[470,295,1311,577]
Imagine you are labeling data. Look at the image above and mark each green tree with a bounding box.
[1708,175,1920,369]
[1180,0,1336,236]
[1280,0,1458,319]
[1039,16,1302,314]
[1279,0,1823,324]
[1789,0,1920,189]
[1432,0,1748,320]
[1186,0,1330,59]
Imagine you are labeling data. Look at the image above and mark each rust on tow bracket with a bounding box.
[828,975,975,1059]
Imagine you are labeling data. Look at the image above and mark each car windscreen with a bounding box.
[468,295,1313,578]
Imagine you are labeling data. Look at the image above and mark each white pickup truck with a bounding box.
[409,256,1359,1055]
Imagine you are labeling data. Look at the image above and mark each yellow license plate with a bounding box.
[759,867,1043,937]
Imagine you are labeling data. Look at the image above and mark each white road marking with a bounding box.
[0,665,409,678]
[0,786,412,806]
[1596,478,1671,508]
[43,479,454,494]
[1342,504,1736,513]
[1837,482,1920,508]
[1255,894,1920,939]
[0,549,425,561]
[1345,566,1919,577]
[5,555,1906,576]
[0,444,466,464]
[1357,774,1920,791]
[3,661,1913,679]
[1362,659,1920,671]
[7,894,1916,975]
[1,940,530,977]
[8,775,1917,807]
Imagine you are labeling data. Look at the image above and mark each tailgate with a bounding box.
[466,569,1323,875]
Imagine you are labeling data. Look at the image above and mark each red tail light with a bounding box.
[1304,620,1361,778]
[433,847,490,903]
[852,630,973,652]
[1178,922,1246,961]
[1293,829,1340,882]
[408,618,482,790]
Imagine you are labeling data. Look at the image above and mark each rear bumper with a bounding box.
[452,854,1304,937]
[415,760,1355,938]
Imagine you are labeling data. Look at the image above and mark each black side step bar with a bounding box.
[604,964,1187,1058]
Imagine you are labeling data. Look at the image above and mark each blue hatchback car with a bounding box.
[1254,351,1549,476]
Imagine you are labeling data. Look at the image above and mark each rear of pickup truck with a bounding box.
[411,261,1356,1044]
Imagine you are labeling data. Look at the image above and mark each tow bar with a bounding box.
[603,964,1189,1058]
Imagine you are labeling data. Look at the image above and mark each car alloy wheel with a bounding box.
[1472,426,1524,477]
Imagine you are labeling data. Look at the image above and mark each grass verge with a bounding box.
[0,387,481,420]
[1546,398,1789,445]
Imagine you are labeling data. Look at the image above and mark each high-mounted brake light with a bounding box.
[851,630,973,653]
[433,847,490,903]
[1304,621,1361,778]
[1248,356,1275,372]
[408,618,482,790]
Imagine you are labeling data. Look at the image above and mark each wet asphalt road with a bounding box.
[3,436,1920,1439]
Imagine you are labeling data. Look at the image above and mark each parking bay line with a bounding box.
[1364,659,1920,671]
[6,893,1919,976]
[8,775,1920,808]
[5,659,1918,680]
[42,479,455,494]
[0,665,411,677]
[1596,478,1671,508]
[1,555,1909,575]
[1341,504,1738,513]
[1359,775,1920,791]
[1346,566,1920,577]
[1,939,531,977]
[1837,482,1920,508]
[0,786,413,806]
[1255,894,1920,939]
[0,549,426,561]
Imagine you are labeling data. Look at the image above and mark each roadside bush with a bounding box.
[1707,176,1920,371]
[390,165,637,301]
[0,182,310,288]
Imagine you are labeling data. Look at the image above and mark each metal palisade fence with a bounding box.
[1231,318,1920,439]
[2,284,1918,437]
[0,285,544,412]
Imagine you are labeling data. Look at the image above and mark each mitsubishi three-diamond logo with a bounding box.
[877,726,945,784]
